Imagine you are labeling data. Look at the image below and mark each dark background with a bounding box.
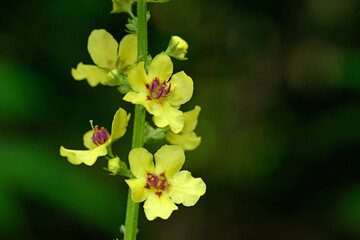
[1,0,360,239]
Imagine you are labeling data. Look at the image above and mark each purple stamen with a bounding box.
[146,77,171,100]
[91,125,110,146]
[146,172,167,191]
[150,78,159,93]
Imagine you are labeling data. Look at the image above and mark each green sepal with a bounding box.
[143,122,167,143]
[105,69,131,93]
[165,37,188,60]
[145,54,152,70]
[168,54,188,61]
[103,159,132,178]
[146,10,151,21]
[125,17,138,33]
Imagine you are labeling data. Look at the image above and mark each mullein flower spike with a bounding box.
[166,105,201,151]
[60,108,130,166]
[125,145,206,220]
[72,29,137,87]
[123,53,193,133]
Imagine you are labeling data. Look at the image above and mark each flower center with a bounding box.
[146,77,171,100]
[91,125,110,146]
[145,172,168,196]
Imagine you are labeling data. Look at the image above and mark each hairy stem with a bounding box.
[124,0,148,240]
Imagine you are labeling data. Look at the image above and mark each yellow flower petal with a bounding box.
[71,62,108,87]
[110,107,131,141]
[182,105,201,134]
[60,144,108,166]
[167,170,206,207]
[88,29,118,68]
[166,71,193,106]
[148,53,173,82]
[125,178,152,203]
[153,101,184,134]
[143,191,178,221]
[128,148,155,178]
[59,146,82,165]
[154,145,184,178]
[123,91,148,105]
[83,130,96,149]
[118,34,138,70]
[108,157,121,174]
[166,132,201,151]
[127,62,149,92]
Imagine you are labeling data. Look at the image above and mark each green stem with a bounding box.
[132,105,146,148]
[124,1,148,240]
[136,0,148,63]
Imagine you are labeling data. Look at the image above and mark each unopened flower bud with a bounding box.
[108,157,121,175]
[111,0,134,14]
[166,36,189,60]
[106,69,120,86]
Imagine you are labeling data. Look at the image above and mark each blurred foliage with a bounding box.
[1,0,360,239]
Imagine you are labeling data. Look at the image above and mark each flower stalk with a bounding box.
[60,0,206,237]
[124,0,148,239]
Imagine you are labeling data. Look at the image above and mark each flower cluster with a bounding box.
[60,0,205,223]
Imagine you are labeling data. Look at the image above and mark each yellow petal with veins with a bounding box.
[118,34,138,71]
[166,131,201,151]
[126,62,149,92]
[128,148,155,179]
[148,53,173,82]
[123,91,148,105]
[125,178,152,203]
[110,107,131,141]
[71,62,108,87]
[153,101,184,134]
[88,29,118,68]
[83,130,96,150]
[166,71,193,106]
[60,144,108,166]
[143,191,178,221]
[167,170,206,206]
[182,105,201,134]
[154,145,184,178]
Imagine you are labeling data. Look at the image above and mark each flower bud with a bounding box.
[111,0,134,14]
[166,36,189,60]
[106,69,121,86]
[108,157,121,175]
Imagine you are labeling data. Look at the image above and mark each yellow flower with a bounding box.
[125,145,206,221]
[72,29,137,87]
[123,53,193,133]
[166,105,201,151]
[166,36,189,59]
[60,108,130,166]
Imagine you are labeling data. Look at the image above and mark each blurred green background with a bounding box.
[1,0,360,239]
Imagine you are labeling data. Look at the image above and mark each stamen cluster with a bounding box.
[92,125,110,146]
[146,77,171,100]
[145,172,167,196]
